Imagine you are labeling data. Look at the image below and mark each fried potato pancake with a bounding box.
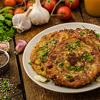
[60,28,100,51]
[30,31,69,77]
[47,36,100,88]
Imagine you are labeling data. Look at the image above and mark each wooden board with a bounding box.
[0,0,23,99]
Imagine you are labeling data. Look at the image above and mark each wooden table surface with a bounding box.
[1,0,100,100]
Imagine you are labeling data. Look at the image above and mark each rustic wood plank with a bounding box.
[14,2,84,100]
[0,0,23,99]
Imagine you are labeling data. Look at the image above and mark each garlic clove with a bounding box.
[34,75,47,82]
[14,40,27,55]
[29,0,50,25]
[0,40,10,52]
[12,7,32,33]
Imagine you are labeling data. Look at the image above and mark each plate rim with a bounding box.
[23,22,100,93]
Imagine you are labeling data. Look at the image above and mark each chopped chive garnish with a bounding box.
[49,39,53,43]
[37,55,41,59]
[67,30,69,34]
[88,34,93,36]
[88,56,93,62]
[8,97,11,99]
[70,45,73,48]
[82,25,85,28]
[81,31,86,34]
[44,35,46,38]
[10,90,13,92]
[39,63,41,65]
[46,79,50,82]
[66,74,72,78]
[66,42,68,44]
[49,51,51,54]
[75,48,78,51]
[1,90,4,93]
[80,34,83,36]
[89,29,92,32]
[71,41,74,43]
[59,62,64,68]
[81,68,84,71]
[28,61,33,65]
[54,60,57,63]
[3,96,7,99]
[95,33,100,38]
[3,86,6,88]
[39,74,42,76]
[70,48,72,51]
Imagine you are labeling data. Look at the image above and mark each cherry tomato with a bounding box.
[26,2,34,9]
[3,9,14,15]
[65,0,79,9]
[43,0,57,12]
[14,8,25,15]
[4,0,16,7]
[57,6,71,20]
[8,9,14,15]
[16,0,28,5]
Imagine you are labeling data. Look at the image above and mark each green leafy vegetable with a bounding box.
[0,7,16,42]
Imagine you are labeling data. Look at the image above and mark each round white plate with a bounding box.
[23,22,100,93]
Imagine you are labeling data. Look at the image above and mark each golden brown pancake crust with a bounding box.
[46,36,100,88]
[30,31,68,77]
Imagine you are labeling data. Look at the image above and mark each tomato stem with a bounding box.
[50,0,62,17]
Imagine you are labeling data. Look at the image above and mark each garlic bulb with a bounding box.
[12,7,32,33]
[29,0,50,25]
[0,40,10,52]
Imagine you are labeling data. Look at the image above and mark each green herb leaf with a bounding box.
[0,15,5,21]
[5,19,12,27]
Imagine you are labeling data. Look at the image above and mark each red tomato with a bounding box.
[65,0,79,9]
[4,0,16,7]
[43,0,57,12]
[57,6,71,20]
[26,2,34,9]
[16,0,28,5]
[8,9,14,15]
[14,8,25,15]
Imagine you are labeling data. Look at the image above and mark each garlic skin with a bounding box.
[29,0,50,25]
[0,40,10,52]
[12,7,32,33]
[34,75,47,82]
[14,40,27,55]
